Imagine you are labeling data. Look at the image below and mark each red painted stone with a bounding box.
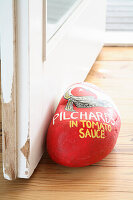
[47,82,121,167]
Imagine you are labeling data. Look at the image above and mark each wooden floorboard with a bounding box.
[97,47,133,61]
[0,47,133,199]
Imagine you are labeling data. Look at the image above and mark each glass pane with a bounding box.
[47,0,82,41]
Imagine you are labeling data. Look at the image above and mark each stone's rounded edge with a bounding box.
[46,82,121,168]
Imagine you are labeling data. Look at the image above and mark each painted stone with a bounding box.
[47,82,121,167]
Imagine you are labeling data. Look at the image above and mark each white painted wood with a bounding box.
[0,0,14,103]
[0,0,17,180]
[47,0,82,41]
[29,0,106,177]
[104,31,133,46]
[105,0,133,46]
[28,0,47,177]
[106,0,133,32]
[46,0,106,86]
[17,0,30,178]
[17,0,47,179]
[47,0,106,57]
[1,0,106,179]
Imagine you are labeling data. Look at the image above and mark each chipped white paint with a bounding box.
[3,164,11,180]
[0,0,14,103]
[3,172,11,180]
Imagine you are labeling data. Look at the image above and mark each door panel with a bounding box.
[0,0,106,179]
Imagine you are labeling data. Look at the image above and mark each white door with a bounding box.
[0,0,106,180]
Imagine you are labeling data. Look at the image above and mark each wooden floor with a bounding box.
[0,47,133,199]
